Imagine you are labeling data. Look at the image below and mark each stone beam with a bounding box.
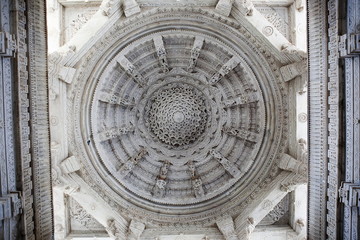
[153,36,169,73]
[117,56,147,87]
[234,171,295,238]
[232,0,292,57]
[188,36,204,72]
[251,225,299,240]
[216,215,239,240]
[210,150,241,178]
[57,0,123,65]
[65,174,128,238]
[223,127,258,143]
[208,56,240,85]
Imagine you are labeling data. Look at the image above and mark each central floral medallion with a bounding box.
[147,83,208,147]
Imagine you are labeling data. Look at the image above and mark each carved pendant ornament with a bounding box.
[68,8,287,225]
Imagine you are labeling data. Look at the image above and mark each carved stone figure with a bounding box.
[192,178,205,198]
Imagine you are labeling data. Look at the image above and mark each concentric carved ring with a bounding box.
[147,83,208,147]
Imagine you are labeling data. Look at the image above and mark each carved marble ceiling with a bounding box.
[48,0,307,239]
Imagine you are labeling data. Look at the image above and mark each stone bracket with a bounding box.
[117,56,147,87]
[223,92,259,107]
[153,35,169,73]
[280,60,307,82]
[0,191,22,220]
[208,56,240,85]
[216,215,239,240]
[279,153,307,174]
[223,127,258,143]
[128,219,145,240]
[188,36,204,72]
[339,182,360,207]
[210,150,241,178]
[98,91,135,106]
[61,156,81,174]
[123,0,141,17]
[97,126,135,142]
[101,0,122,17]
[0,31,16,57]
[58,66,76,84]
[118,148,147,177]
[215,0,235,17]
[339,33,360,57]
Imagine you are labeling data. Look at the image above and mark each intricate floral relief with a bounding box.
[147,84,208,146]
[67,8,286,225]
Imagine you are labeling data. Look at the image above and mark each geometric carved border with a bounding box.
[307,0,329,239]
[26,0,53,239]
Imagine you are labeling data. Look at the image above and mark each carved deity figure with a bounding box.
[244,217,255,240]
[297,138,308,162]
[159,161,170,179]
[188,161,196,177]
[153,161,171,198]
[192,178,205,198]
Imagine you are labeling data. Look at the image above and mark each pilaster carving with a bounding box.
[0,32,16,57]
[339,33,360,57]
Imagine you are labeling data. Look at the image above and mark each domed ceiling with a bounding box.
[66,8,286,225]
[49,1,308,238]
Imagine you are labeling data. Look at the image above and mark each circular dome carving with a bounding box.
[69,8,287,225]
[147,83,208,147]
